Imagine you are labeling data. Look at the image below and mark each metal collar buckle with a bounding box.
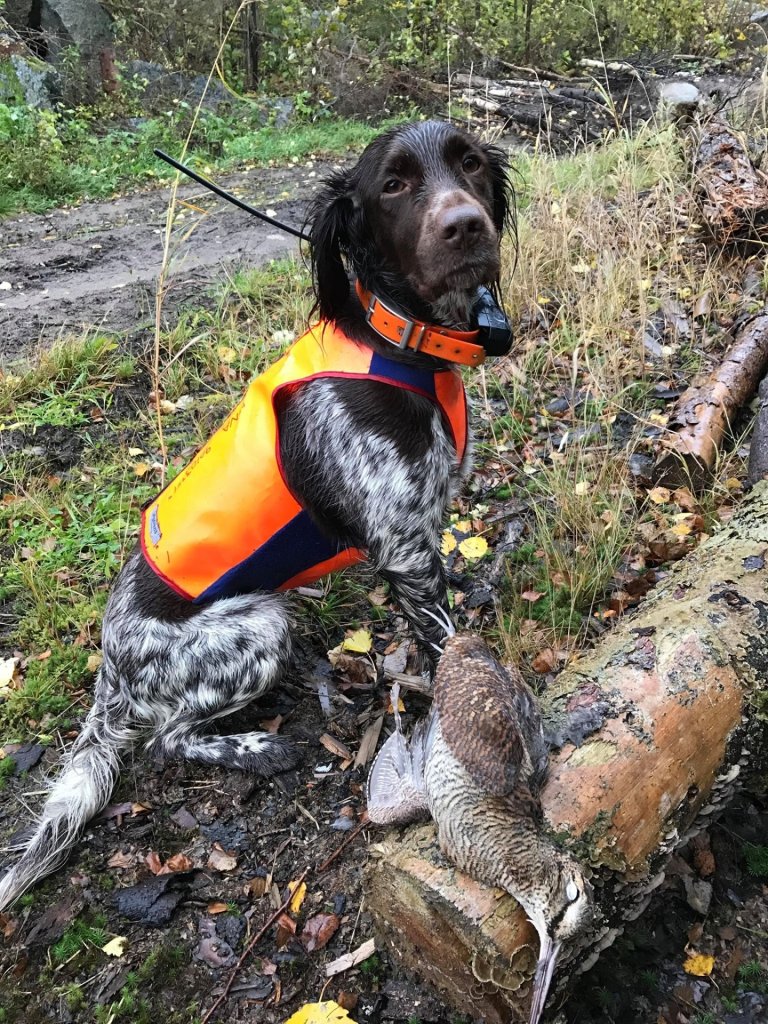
[366,294,427,352]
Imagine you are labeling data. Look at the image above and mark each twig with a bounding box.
[200,866,309,1024]
[316,820,368,873]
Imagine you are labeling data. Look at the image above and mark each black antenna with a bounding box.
[154,149,310,242]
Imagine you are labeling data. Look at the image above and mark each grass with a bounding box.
[0,121,755,736]
[0,101,406,216]
[51,914,108,962]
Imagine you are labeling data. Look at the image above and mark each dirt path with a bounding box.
[0,162,337,361]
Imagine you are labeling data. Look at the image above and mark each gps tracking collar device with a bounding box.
[153,149,514,358]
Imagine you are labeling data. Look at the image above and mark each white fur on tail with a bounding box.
[0,712,128,911]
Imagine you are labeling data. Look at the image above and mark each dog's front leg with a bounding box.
[372,537,451,673]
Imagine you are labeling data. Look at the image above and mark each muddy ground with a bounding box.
[1,148,768,1024]
[0,161,335,361]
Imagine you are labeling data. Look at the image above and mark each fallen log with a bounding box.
[366,482,768,1023]
[654,310,768,490]
[692,116,768,245]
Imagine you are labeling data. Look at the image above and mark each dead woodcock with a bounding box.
[367,616,594,1024]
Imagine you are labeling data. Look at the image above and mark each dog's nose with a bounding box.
[439,204,485,249]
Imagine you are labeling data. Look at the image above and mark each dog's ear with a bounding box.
[307,173,357,323]
[483,143,514,235]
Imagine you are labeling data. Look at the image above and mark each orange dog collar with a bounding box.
[355,281,486,367]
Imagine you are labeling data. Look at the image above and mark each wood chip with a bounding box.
[320,733,353,760]
[354,716,384,768]
[324,937,376,977]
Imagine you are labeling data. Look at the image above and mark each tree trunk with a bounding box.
[654,310,768,490]
[366,483,768,1023]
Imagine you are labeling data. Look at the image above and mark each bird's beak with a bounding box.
[528,934,561,1024]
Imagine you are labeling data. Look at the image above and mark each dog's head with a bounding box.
[308,120,512,325]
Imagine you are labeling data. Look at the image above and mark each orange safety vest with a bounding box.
[141,321,468,603]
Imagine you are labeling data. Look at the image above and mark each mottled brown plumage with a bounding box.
[367,629,593,1024]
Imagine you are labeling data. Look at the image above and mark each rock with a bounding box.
[657,81,702,123]
[683,875,713,915]
[122,60,236,114]
[0,52,60,107]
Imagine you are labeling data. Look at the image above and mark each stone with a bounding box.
[0,51,60,107]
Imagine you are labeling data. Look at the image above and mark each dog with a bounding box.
[0,119,511,909]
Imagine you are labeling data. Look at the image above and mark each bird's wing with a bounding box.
[434,636,546,797]
[366,710,435,825]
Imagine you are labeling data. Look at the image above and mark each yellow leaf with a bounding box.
[86,654,103,673]
[683,952,715,977]
[288,879,307,915]
[133,462,150,478]
[458,536,488,560]
[725,477,742,492]
[0,657,18,688]
[342,629,372,654]
[387,697,406,713]
[127,447,145,457]
[218,345,238,364]
[671,522,692,537]
[454,520,472,533]
[102,936,128,957]
[648,487,670,505]
[283,1003,358,1024]
[441,530,457,555]
[574,480,590,495]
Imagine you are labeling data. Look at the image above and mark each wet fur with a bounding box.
[0,120,510,909]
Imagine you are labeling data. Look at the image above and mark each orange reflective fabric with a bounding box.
[140,321,469,602]
[141,323,372,600]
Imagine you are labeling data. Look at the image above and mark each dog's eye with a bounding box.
[462,154,481,173]
[383,178,405,195]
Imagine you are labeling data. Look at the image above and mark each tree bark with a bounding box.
[654,310,768,490]
[693,116,768,245]
[366,482,768,1023]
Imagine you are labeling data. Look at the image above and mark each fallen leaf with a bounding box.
[458,536,488,560]
[301,912,340,952]
[648,486,671,505]
[160,852,193,874]
[520,589,543,602]
[107,850,134,870]
[574,480,590,495]
[127,447,145,457]
[146,851,164,875]
[367,585,388,607]
[86,654,103,673]
[159,400,177,415]
[683,952,715,977]
[207,902,229,914]
[245,876,267,898]
[441,530,457,555]
[288,880,307,915]
[218,346,238,363]
[101,936,128,957]
[671,521,692,537]
[207,845,238,872]
[386,696,406,714]
[342,629,372,654]
[275,911,296,949]
[133,462,150,477]
[531,648,558,674]
[283,1002,358,1024]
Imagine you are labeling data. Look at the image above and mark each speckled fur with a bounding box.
[0,120,511,909]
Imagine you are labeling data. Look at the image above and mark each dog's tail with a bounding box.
[0,694,133,911]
